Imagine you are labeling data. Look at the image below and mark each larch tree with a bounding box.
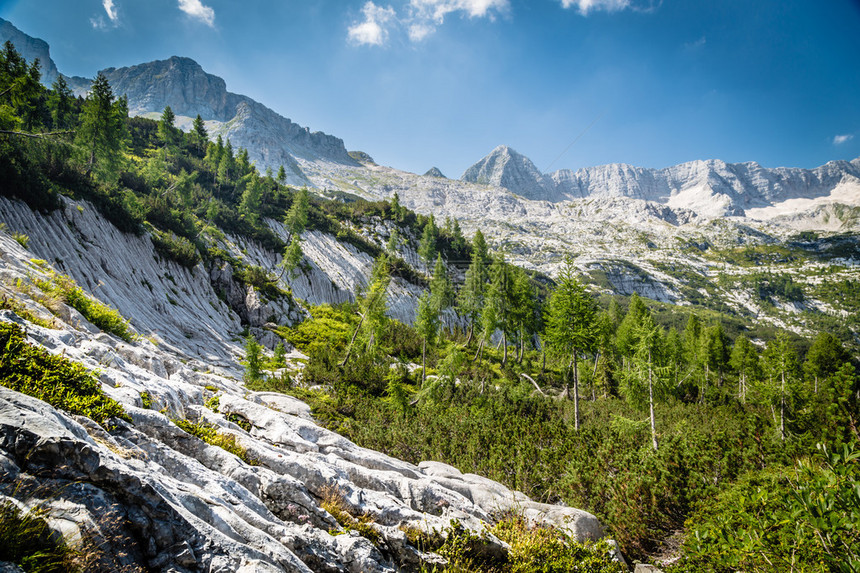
[415,290,440,385]
[544,257,597,430]
[763,331,801,442]
[730,335,760,403]
[457,234,489,345]
[76,72,127,180]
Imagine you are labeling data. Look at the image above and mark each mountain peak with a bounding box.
[461,145,559,201]
[424,167,446,178]
[0,17,60,84]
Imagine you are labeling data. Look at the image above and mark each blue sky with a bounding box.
[1,0,858,177]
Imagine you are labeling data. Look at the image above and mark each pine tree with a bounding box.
[418,217,439,270]
[804,332,849,394]
[429,254,454,329]
[624,313,666,450]
[458,235,489,345]
[284,188,310,240]
[544,257,597,430]
[277,165,287,185]
[158,105,179,149]
[243,334,264,384]
[342,256,390,365]
[191,114,208,156]
[239,173,263,226]
[76,72,127,180]
[48,75,74,129]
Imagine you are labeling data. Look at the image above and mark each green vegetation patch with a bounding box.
[173,417,259,466]
[0,322,129,426]
[32,271,133,342]
[0,500,81,573]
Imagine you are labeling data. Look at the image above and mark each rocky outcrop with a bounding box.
[0,18,59,84]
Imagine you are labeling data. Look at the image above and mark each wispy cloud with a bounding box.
[177,0,215,27]
[560,0,660,16]
[685,35,706,50]
[91,0,119,29]
[348,2,397,46]
[561,0,630,15]
[103,0,119,22]
[833,134,854,146]
[348,0,508,46]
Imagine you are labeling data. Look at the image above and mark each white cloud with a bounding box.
[348,0,507,46]
[177,0,215,27]
[102,0,119,22]
[348,2,397,46]
[834,134,854,145]
[91,0,118,28]
[410,0,509,23]
[561,0,631,15]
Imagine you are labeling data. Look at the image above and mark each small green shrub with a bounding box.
[173,418,259,466]
[320,485,381,546]
[12,232,29,249]
[139,391,153,409]
[150,228,200,268]
[0,322,129,426]
[492,514,625,573]
[0,295,56,329]
[0,500,80,573]
[32,271,133,342]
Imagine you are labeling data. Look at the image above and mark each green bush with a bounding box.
[0,322,129,426]
[33,271,134,342]
[675,443,860,573]
[173,417,259,466]
[150,228,200,268]
[0,500,80,573]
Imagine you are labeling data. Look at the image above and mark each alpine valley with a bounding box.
[0,17,858,573]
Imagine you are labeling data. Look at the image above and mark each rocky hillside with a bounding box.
[0,193,610,572]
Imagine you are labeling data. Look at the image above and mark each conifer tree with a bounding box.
[415,290,439,384]
[429,254,454,328]
[158,105,179,149]
[48,75,73,130]
[418,217,439,270]
[544,257,597,429]
[730,335,760,403]
[342,256,390,365]
[76,72,127,180]
[624,313,666,450]
[277,165,287,185]
[191,114,208,155]
[458,233,489,344]
[763,332,801,441]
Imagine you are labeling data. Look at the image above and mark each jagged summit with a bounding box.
[424,167,446,178]
[461,145,560,201]
[0,17,59,84]
[102,56,235,120]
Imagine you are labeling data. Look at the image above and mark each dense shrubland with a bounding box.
[2,42,859,569]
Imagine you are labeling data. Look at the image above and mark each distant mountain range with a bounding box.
[462,145,860,218]
[3,16,859,228]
